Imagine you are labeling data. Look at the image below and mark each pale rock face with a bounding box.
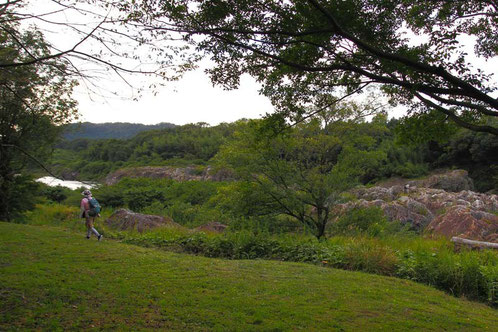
[104,166,234,185]
[343,170,497,242]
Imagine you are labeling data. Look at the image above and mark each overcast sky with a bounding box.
[74,66,274,126]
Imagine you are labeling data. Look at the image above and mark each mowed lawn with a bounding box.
[0,223,496,331]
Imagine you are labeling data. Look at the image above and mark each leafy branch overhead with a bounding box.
[125,0,498,135]
[0,0,197,95]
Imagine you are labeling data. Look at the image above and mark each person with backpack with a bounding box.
[80,189,103,241]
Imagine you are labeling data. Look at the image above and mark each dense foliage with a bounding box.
[52,116,498,192]
[216,117,387,238]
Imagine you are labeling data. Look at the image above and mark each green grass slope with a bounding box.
[1,223,496,331]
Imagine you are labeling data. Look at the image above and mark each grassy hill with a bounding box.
[1,222,496,331]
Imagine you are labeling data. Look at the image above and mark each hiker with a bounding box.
[80,189,103,241]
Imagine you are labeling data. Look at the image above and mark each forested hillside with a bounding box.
[52,118,498,192]
[62,122,176,140]
[52,122,237,180]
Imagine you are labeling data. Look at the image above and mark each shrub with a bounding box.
[480,264,498,306]
[394,162,428,178]
[330,207,389,237]
[343,241,397,275]
[94,186,125,208]
[3,175,40,222]
[395,247,498,304]
[40,185,68,204]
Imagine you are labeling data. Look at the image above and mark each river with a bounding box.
[36,176,97,190]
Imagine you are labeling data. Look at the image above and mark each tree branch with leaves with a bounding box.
[125,0,498,135]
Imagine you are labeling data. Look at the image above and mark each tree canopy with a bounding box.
[125,0,498,135]
[215,115,387,238]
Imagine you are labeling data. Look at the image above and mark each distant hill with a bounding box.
[62,122,176,140]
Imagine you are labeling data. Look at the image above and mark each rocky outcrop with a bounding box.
[426,206,498,243]
[194,222,228,233]
[410,169,474,192]
[376,169,474,192]
[104,166,233,185]
[105,209,183,232]
[344,170,497,242]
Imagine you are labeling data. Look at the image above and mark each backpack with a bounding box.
[88,197,101,216]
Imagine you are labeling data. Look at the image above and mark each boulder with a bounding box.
[341,197,433,230]
[409,169,474,192]
[376,169,474,193]
[426,206,498,242]
[341,170,497,241]
[105,209,182,232]
[353,186,396,201]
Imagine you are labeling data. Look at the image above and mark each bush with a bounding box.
[2,175,40,222]
[394,248,498,304]
[40,185,68,203]
[343,241,397,275]
[94,186,125,208]
[394,162,428,178]
[480,264,498,306]
[330,207,390,237]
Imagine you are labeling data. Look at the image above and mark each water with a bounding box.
[36,176,97,190]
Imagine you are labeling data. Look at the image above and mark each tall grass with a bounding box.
[22,204,80,229]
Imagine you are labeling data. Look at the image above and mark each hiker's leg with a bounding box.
[85,212,92,237]
[90,217,100,237]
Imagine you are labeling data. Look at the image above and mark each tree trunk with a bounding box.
[315,207,327,239]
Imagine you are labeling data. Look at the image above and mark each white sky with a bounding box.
[74,67,273,125]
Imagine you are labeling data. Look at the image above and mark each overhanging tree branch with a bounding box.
[306,0,498,110]
[414,92,498,135]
